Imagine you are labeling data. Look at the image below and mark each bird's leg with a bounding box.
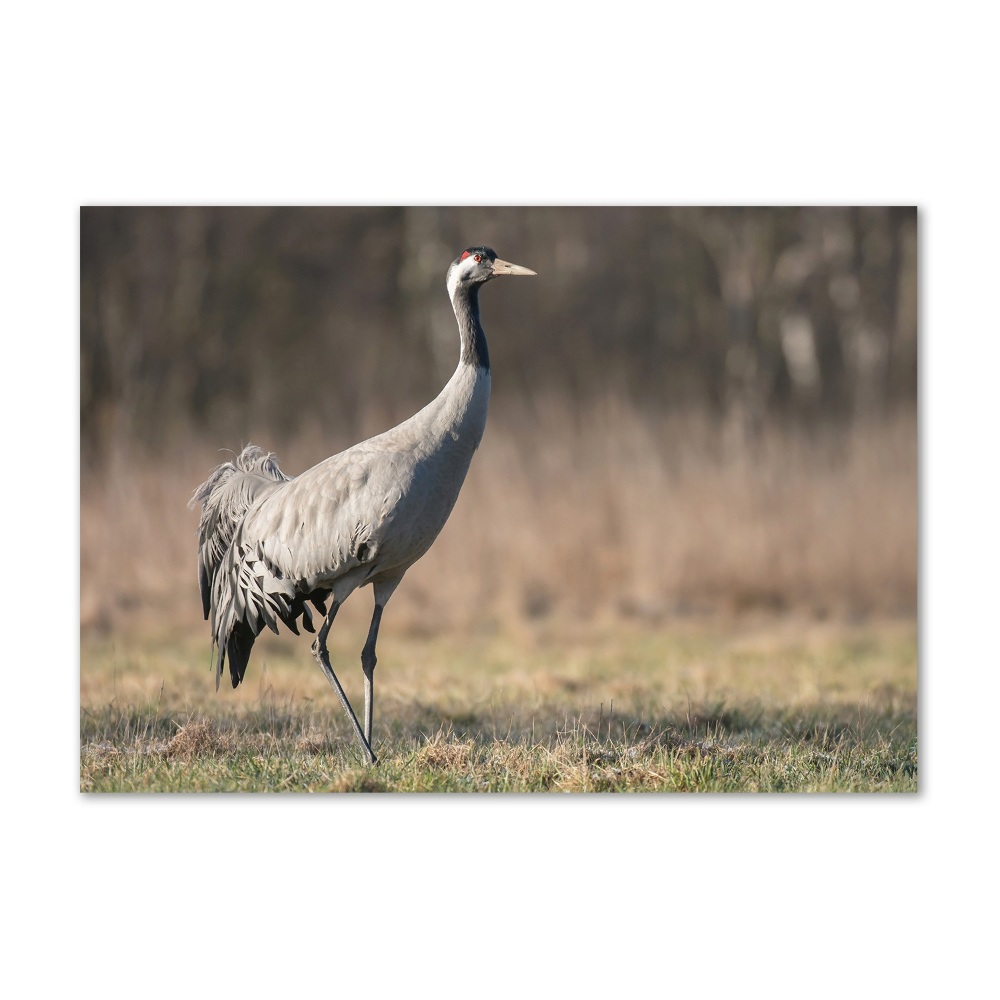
[361,603,384,749]
[311,601,377,765]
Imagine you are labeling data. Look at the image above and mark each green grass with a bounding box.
[80,618,917,792]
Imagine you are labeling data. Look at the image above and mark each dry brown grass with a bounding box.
[165,719,225,757]
[413,733,477,770]
[80,404,916,641]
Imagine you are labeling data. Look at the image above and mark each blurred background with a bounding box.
[80,206,917,638]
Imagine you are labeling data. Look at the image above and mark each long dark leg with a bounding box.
[310,601,377,765]
[361,604,384,749]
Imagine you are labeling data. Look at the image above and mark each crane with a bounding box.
[190,246,536,765]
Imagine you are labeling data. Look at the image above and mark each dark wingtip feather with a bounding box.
[226,622,256,688]
[199,566,211,620]
[301,604,315,634]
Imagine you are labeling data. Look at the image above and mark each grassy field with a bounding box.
[80,616,917,792]
[81,411,916,792]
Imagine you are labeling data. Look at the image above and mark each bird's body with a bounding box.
[250,359,490,599]
[191,247,534,763]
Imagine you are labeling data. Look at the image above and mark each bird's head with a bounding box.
[447,246,536,298]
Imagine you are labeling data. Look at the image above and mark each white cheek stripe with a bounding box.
[447,255,482,298]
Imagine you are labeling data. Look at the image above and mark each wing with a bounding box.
[201,442,411,690]
[245,443,413,591]
[189,444,290,620]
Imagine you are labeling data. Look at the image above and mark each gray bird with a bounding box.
[190,247,536,764]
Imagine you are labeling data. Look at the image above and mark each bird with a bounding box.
[190,246,536,765]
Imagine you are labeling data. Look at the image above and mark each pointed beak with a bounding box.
[491,257,536,277]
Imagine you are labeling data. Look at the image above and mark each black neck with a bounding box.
[453,283,490,371]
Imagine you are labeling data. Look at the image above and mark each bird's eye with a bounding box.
[474,254,482,262]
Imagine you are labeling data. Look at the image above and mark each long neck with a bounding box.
[452,283,490,371]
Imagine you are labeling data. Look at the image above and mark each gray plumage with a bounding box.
[190,246,535,764]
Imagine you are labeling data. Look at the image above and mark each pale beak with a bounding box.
[491,257,536,277]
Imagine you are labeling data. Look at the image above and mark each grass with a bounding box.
[81,411,916,791]
[81,410,917,636]
[80,617,917,792]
